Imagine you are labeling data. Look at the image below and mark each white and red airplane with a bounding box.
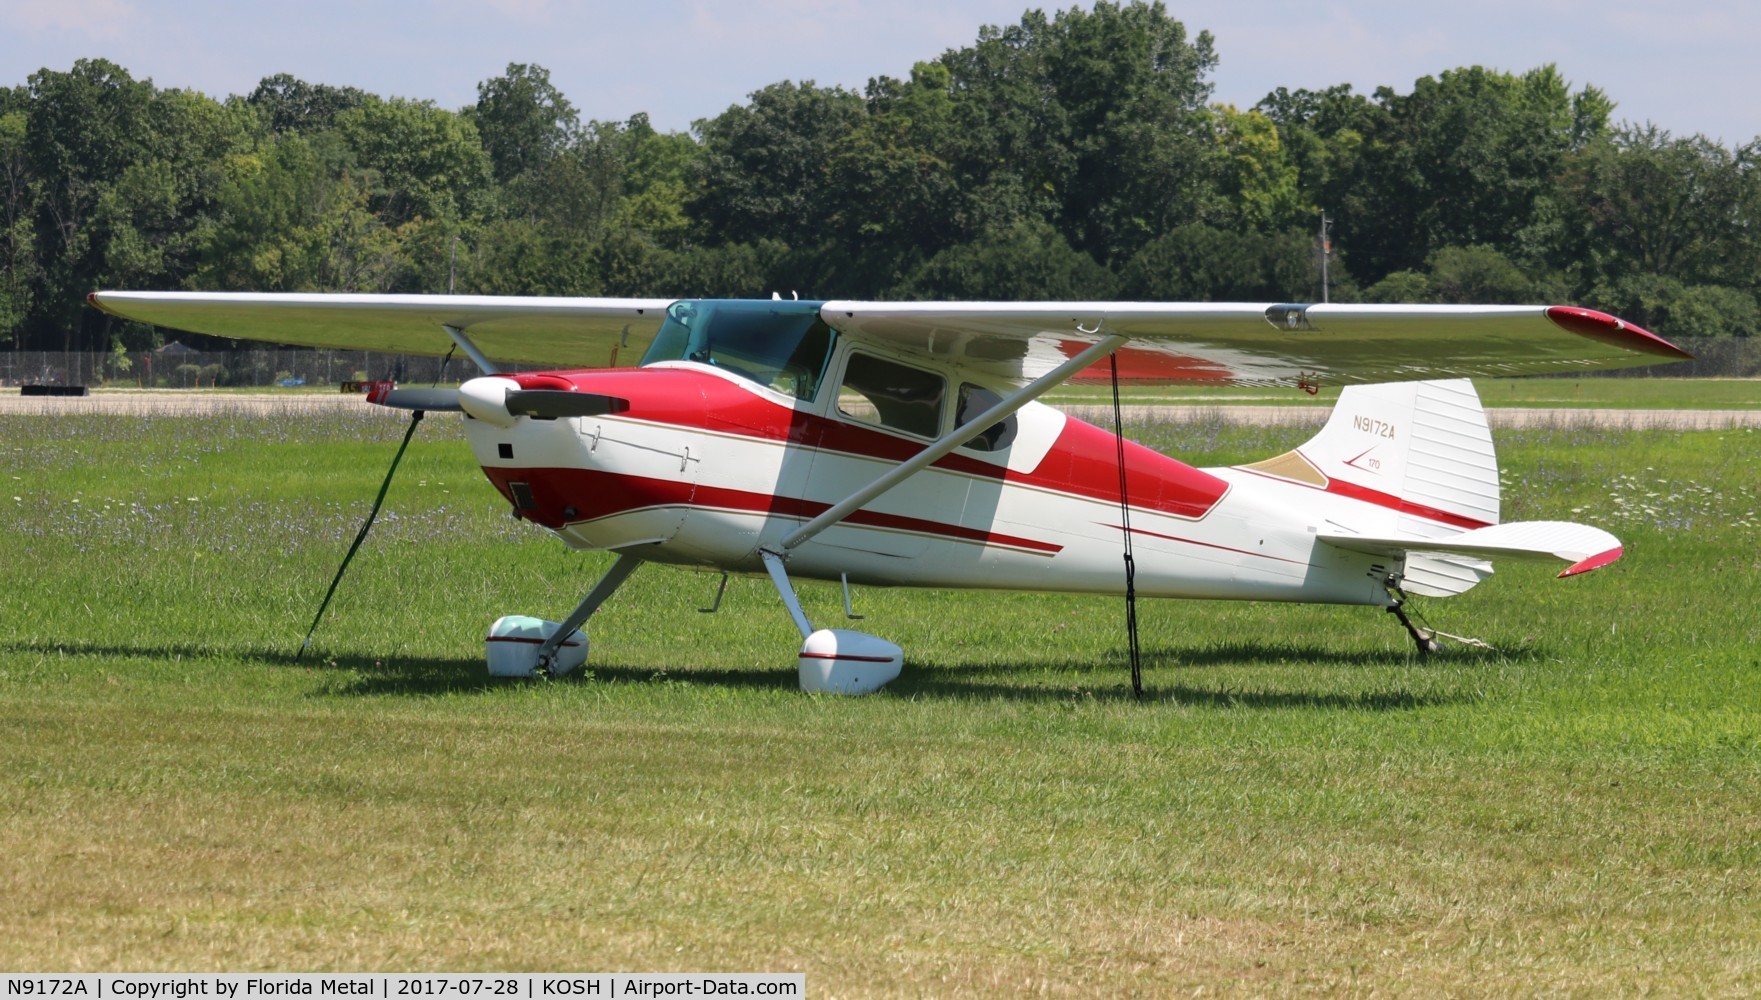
[88,291,1690,692]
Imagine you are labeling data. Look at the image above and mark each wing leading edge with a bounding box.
[819,301,1692,386]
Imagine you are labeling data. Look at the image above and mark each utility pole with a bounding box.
[448,234,459,294]
[1318,210,1332,304]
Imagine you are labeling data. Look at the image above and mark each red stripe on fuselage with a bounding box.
[1318,479,1493,531]
[1112,523,1309,565]
[1233,461,1494,531]
[510,367,1229,521]
[479,466,1065,554]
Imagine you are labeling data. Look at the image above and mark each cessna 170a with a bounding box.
[88,291,1690,693]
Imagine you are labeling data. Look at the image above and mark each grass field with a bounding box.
[1043,376,1761,409]
[2,396,1758,993]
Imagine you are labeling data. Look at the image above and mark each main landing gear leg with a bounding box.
[534,553,643,674]
[760,549,902,695]
[760,550,815,639]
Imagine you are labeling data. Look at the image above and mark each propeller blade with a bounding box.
[505,389,630,419]
[377,387,463,412]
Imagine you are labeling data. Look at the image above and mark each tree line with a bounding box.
[4,0,1758,355]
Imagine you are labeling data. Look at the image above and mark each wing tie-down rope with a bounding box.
[1109,353,1144,699]
[298,409,425,658]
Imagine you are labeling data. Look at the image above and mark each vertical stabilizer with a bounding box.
[1235,379,1503,597]
[1283,378,1499,537]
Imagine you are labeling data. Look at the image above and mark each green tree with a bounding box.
[1255,83,1382,196]
[690,80,864,248]
[22,61,249,350]
[818,62,964,295]
[902,218,1118,300]
[514,114,697,243]
[23,59,157,348]
[935,2,1221,265]
[1361,244,1540,304]
[245,74,368,136]
[1210,104,1306,231]
[1323,65,1610,283]
[97,88,250,297]
[470,63,578,185]
[0,104,37,343]
[1563,126,1761,295]
[1426,244,1545,303]
[1588,273,1761,338]
[334,97,492,225]
[615,115,698,248]
[1119,223,1322,300]
[194,133,353,290]
[1038,1,1220,262]
[467,217,599,296]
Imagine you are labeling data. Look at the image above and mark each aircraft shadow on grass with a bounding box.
[4,637,1529,709]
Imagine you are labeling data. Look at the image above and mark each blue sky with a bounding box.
[3,0,1756,143]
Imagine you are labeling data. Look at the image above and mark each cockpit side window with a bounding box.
[640,300,834,402]
[837,353,946,439]
[955,383,1018,451]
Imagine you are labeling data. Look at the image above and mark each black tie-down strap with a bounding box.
[1109,354,1144,699]
[298,409,425,658]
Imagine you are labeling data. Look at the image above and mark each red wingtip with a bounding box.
[86,291,130,321]
[1546,306,1693,361]
[1558,545,1623,578]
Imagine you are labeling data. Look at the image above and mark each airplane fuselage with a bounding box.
[460,363,1395,608]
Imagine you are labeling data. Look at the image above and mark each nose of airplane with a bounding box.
[459,376,524,428]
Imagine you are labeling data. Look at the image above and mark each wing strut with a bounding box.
[772,334,1128,555]
[443,324,499,375]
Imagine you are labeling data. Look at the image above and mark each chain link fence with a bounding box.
[1562,335,1761,378]
[1,349,488,389]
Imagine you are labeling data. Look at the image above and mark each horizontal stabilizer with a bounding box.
[1319,521,1623,579]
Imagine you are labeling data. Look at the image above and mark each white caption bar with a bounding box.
[2,976,804,1000]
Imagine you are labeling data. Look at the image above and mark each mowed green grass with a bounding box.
[2,398,1758,993]
[1044,376,1761,409]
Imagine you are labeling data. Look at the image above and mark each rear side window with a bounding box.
[956,383,1017,451]
[837,353,945,438]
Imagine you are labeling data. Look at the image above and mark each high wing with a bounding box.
[821,301,1691,386]
[89,291,672,370]
[90,292,1690,386]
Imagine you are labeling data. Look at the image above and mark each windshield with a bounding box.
[641,299,835,402]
